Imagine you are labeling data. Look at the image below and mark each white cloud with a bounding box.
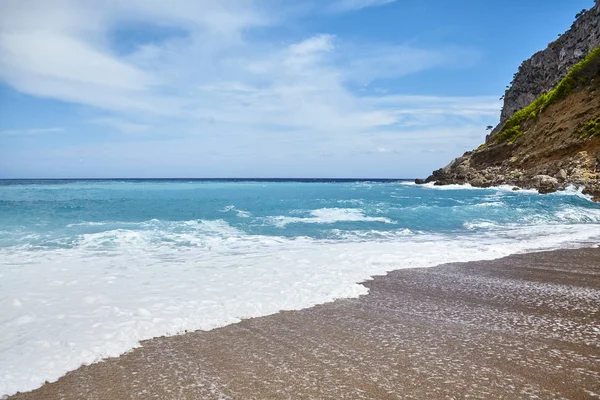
[1,32,151,91]
[285,34,335,68]
[0,0,498,177]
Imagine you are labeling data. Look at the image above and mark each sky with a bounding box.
[0,0,593,178]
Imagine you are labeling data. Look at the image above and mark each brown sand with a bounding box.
[10,248,600,399]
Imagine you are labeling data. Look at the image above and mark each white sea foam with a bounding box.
[330,228,415,240]
[463,220,503,230]
[400,181,539,193]
[268,208,394,227]
[337,199,365,205]
[554,207,600,223]
[473,201,505,207]
[220,205,252,218]
[551,184,595,201]
[1,221,600,396]
[66,221,112,228]
[403,181,600,200]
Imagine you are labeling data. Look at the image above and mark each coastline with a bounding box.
[10,247,600,399]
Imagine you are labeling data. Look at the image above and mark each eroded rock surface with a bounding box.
[498,1,600,127]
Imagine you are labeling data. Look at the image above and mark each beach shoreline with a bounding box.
[9,246,600,399]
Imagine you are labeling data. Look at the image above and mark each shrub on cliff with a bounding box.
[491,45,600,144]
[579,117,600,138]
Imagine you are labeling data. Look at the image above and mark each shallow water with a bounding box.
[1,179,600,395]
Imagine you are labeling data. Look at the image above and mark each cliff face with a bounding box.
[497,1,600,129]
[425,79,600,198]
[421,3,600,201]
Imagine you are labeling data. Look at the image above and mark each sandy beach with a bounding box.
[10,247,600,399]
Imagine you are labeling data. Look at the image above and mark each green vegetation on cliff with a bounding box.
[579,117,600,138]
[491,44,600,144]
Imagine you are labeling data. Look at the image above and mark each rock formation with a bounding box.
[497,1,600,129]
[419,3,600,201]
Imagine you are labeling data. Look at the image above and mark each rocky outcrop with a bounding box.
[420,4,600,201]
[497,1,600,129]
[421,80,600,199]
[424,142,600,200]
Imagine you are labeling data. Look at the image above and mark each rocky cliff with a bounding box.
[497,1,600,129]
[419,3,600,201]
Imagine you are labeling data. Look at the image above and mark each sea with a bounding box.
[1,178,600,396]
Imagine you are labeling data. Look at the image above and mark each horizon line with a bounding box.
[0,177,415,181]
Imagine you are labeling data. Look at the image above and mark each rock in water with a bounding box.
[532,175,560,194]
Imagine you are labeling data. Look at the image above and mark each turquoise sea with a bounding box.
[1,179,600,395]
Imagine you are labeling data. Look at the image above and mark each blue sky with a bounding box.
[0,0,592,178]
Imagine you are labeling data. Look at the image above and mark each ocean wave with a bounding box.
[336,199,365,205]
[329,228,415,240]
[4,179,600,396]
[400,181,600,202]
[400,181,540,193]
[549,184,595,201]
[554,207,600,223]
[2,222,600,396]
[220,205,252,218]
[472,201,505,207]
[267,208,395,227]
[66,221,112,228]
[463,220,503,230]
[67,219,244,236]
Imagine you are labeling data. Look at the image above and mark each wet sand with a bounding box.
[11,247,600,399]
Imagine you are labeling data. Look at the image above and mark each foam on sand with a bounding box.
[1,220,600,396]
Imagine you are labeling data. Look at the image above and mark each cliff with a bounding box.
[497,1,600,129]
[420,3,600,201]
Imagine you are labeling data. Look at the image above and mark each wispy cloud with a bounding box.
[91,118,149,134]
[0,0,498,178]
[342,45,481,84]
[329,0,396,12]
[0,127,64,135]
